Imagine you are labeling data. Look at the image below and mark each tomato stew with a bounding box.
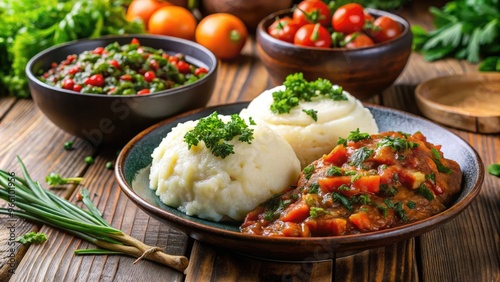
[241,131,462,237]
[40,38,208,95]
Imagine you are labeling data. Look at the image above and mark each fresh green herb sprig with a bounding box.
[16,231,47,245]
[348,147,374,168]
[338,129,371,147]
[184,112,255,159]
[270,73,347,121]
[0,157,188,272]
[376,136,419,152]
[487,164,500,177]
[411,0,500,69]
[45,172,83,186]
[431,148,452,174]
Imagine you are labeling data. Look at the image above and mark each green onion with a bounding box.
[0,157,188,272]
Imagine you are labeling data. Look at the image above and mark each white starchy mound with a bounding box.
[149,115,301,222]
[240,85,379,168]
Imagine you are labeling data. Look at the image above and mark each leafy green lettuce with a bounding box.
[0,0,144,98]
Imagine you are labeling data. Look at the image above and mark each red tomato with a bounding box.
[194,67,208,76]
[144,71,156,82]
[72,84,82,92]
[294,23,332,48]
[109,59,120,69]
[370,16,403,42]
[345,32,374,48]
[267,16,301,43]
[92,47,105,55]
[332,3,365,34]
[84,74,104,87]
[293,0,331,27]
[61,78,74,90]
[120,74,132,81]
[176,61,191,74]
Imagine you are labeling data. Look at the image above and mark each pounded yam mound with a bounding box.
[149,115,301,222]
[240,86,379,168]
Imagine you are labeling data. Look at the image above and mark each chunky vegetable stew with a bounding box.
[241,130,462,237]
[40,38,208,95]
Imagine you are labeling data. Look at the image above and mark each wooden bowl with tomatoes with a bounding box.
[256,2,412,100]
[26,34,218,145]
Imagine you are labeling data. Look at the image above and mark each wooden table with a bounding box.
[1,1,499,281]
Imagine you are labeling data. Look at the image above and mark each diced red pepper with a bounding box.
[144,71,156,82]
[84,74,104,87]
[168,56,179,64]
[349,212,372,231]
[176,61,191,74]
[92,47,105,55]
[318,176,351,193]
[137,89,151,95]
[323,144,348,166]
[109,59,120,69]
[194,67,208,76]
[281,201,310,223]
[353,175,380,193]
[61,78,74,90]
[149,59,160,71]
[120,74,132,81]
[68,65,81,75]
[131,38,140,45]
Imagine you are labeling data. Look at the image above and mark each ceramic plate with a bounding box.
[115,102,484,261]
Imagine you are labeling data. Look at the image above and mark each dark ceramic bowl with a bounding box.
[256,9,412,100]
[26,34,218,145]
[115,102,483,261]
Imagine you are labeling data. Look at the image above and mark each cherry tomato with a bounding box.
[131,38,140,45]
[92,47,105,55]
[195,13,248,60]
[84,74,104,87]
[293,0,331,27]
[370,16,403,43]
[332,3,365,34]
[268,17,301,43]
[148,6,197,40]
[294,23,332,48]
[144,71,156,82]
[344,32,374,49]
[68,65,81,75]
[137,89,151,95]
[120,74,132,81]
[62,78,74,90]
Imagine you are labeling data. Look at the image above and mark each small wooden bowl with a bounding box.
[415,73,500,134]
[256,8,413,100]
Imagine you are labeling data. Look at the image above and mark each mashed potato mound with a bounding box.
[240,85,379,168]
[149,115,301,222]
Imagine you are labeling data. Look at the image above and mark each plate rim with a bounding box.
[115,102,484,258]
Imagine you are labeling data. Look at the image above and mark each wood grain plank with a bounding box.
[0,97,16,120]
[186,242,333,281]
[10,150,188,281]
[0,100,94,281]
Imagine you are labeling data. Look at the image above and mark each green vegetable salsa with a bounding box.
[40,38,208,95]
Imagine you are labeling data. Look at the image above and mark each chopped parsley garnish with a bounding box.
[344,170,357,176]
[310,207,327,218]
[302,109,318,121]
[332,192,352,211]
[377,204,388,217]
[184,112,255,159]
[326,165,343,176]
[337,184,351,191]
[16,231,48,245]
[348,147,374,167]
[337,128,371,146]
[263,197,292,221]
[426,172,436,184]
[350,173,362,182]
[394,201,408,222]
[303,164,315,180]
[377,136,419,152]
[380,184,398,197]
[417,184,435,201]
[431,148,452,174]
[406,201,416,209]
[358,194,371,205]
[270,73,347,120]
[307,183,320,194]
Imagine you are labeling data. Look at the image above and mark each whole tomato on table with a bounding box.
[196,13,248,60]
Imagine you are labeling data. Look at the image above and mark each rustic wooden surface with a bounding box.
[1,1,499,281]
